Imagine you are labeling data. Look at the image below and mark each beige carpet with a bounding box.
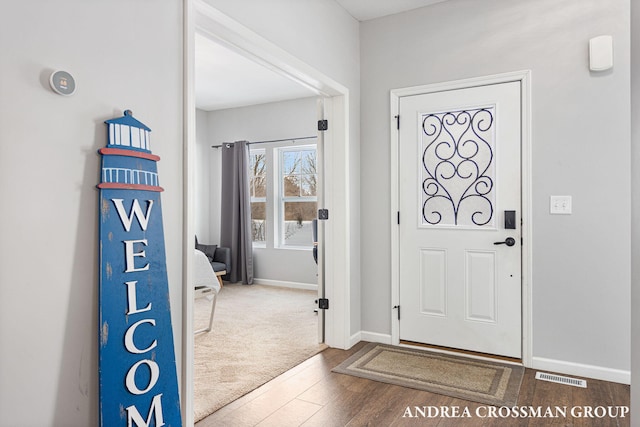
[333,343,523,407]
[193,284,326,422]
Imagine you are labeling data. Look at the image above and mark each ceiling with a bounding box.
[195,33,317,111]
[195,0,447,111]
[335,0,448,21]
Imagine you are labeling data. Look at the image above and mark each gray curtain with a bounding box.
[220,141,254,284]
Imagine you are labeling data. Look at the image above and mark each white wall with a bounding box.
[202,0,361,336]
[198,97,319,285]
[630,0,639,420]
[361,0,631,378]
[0,2,183,426]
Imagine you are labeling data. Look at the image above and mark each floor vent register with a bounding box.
[535,372,587,388]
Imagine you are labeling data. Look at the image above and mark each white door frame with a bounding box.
[390,70,532,365]
[182,1,353,423]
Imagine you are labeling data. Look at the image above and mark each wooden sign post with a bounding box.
[98,110,182,426]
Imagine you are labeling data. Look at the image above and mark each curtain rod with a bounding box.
[211,135,317,148]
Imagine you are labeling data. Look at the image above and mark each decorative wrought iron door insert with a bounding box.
[420,106,495,228]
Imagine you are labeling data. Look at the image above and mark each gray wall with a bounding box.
[0,2,183,426]
[196,108,216,243]
[198,97,319,285]
[360,0,630,373]
[631,0,639,421]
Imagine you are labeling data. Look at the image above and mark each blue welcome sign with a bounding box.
[98,110,182,426]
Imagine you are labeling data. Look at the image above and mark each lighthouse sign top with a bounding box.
[98,111,163,193]
[106,109,152,152]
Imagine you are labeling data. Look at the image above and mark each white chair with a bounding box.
[193,248,221,334]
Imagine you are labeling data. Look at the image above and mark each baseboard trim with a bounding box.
[531,356,630,385]
[252,278,318,291]
[359,331,392,345]
[349,331,362,348]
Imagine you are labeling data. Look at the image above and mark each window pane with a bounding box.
[300,174,316,196]
[253,175,266,197]
[283,175,300,197]
[251,202,266,243]
[283,201,317,246]
[301,150,316,173]
[282,151,299,174]
[250,151,265,173]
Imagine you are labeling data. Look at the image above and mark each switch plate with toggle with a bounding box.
[550,196,572,215]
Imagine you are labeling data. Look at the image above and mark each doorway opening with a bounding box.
[183,1,352,424]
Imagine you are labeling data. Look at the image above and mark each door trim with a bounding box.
[390,70,532,367]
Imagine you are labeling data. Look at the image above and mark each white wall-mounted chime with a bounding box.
[588,35,613,72]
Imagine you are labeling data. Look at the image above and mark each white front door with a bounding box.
[398,81,522,359]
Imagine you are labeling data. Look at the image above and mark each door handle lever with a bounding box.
[494,237,516,247]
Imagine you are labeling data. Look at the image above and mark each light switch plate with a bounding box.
[550,196,572,215]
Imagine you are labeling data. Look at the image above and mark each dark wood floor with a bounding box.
[195,342,630,427]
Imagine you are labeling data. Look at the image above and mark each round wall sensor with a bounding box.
[49,70,76,96]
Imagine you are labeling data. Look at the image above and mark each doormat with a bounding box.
[332,343,524,407]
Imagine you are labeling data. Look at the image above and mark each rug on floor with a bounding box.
[332,342,524,407]
[194,284,326,422]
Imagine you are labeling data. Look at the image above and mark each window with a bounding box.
[248,143,317,249]
[279,146,317,247]
[249,149,266,244]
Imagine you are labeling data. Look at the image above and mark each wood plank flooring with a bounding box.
[195,342,630,427]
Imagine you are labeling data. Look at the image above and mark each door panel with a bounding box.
[419,249,447,316]
[465,250,496,322]
[398,81,522,358]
